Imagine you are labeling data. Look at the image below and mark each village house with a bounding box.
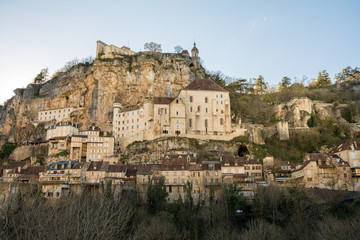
[79,125,115,162]
[46,121,79,140]
[48,136,69,156]
[161,158,190,202]
[291,153,353,190]
[39,160,78,198]
[85,161,109,185]
[1,161,31,182]
[201,159,223,204]
[69,134,88,162]
[17,165,46,184]
[331,138,360,190]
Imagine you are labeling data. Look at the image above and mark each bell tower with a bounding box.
[191,42,200,68]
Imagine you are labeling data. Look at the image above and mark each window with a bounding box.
[197,106,200,112]
[352,152,355,158]
[205,97,208,103]
[205,119,208,128]
[176,120,179,123]
[220,118,223,125]
[220,94,223,98]
[176,111,178,115]
[221,101,223,104]
[176,99,179,103]
[206,108,208,113]
[307,178,312,182]
[189,119,192,127]
[176,125,179,128]
[190,107,193,112]
[190,96,193,102]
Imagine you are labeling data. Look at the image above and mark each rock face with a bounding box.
[0,53,203,143]
[276,97,313,128]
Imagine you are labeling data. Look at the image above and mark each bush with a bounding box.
[0,144,17,160]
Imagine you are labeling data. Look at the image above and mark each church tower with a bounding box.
[191,42,200,68]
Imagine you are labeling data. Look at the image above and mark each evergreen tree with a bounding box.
[316,70,332,86]
[146,176,168,214]
[254,75,268,94]
[278,76,291,91]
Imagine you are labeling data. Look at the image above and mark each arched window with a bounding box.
[190,96,193,102]
[220,118,224,125]
[189,119,192,127]
[205,119,208,128]
[205,97,208,103]
[197,106,201,112]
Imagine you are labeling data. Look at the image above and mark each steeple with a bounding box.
[191,42,199,58]
[191,42,200,68]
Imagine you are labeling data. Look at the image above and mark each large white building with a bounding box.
[113,78,244,149]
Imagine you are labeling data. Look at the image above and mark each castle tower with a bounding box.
[191,42,200,68]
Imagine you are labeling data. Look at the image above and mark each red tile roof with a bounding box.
[184,78,226,92]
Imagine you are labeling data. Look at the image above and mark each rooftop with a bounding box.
[184,78,226,92]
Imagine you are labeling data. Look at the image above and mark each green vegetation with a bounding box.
[2,185,360,239]
[55,150,69,157]
[97,52,105,58]
[0,144,17,161]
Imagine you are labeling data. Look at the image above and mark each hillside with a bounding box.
[0,52,204,144]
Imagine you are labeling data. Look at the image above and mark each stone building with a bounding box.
[331,138,360,190]
[69,134,88,162]
[113,78,240,149]
[39,160,78,198]
[291,153,353,190]
[161,158,190,202]
[48,136,69,156]
[38,107,77,122]
[96,40,136,59]
[46,121,79,140]
[81,125,115,162]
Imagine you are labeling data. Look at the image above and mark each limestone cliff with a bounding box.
[0,52,204,144]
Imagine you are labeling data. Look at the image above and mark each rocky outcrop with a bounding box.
[0,52,203,143]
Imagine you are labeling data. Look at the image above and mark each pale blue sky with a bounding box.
[0,0,359,103]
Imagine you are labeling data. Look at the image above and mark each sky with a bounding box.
[0,0,359,104]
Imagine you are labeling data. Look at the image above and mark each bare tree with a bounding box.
[174,45,183,53]
[144,42,162,52]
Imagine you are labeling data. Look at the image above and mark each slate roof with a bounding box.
[87,161,109,171]
[331,138,360,153]
[5,161,27,170]
[184,78,226,92]
[107,165,127,172]
[48,160,78,170]
[161,158,188,170]
[20,166,46,175]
